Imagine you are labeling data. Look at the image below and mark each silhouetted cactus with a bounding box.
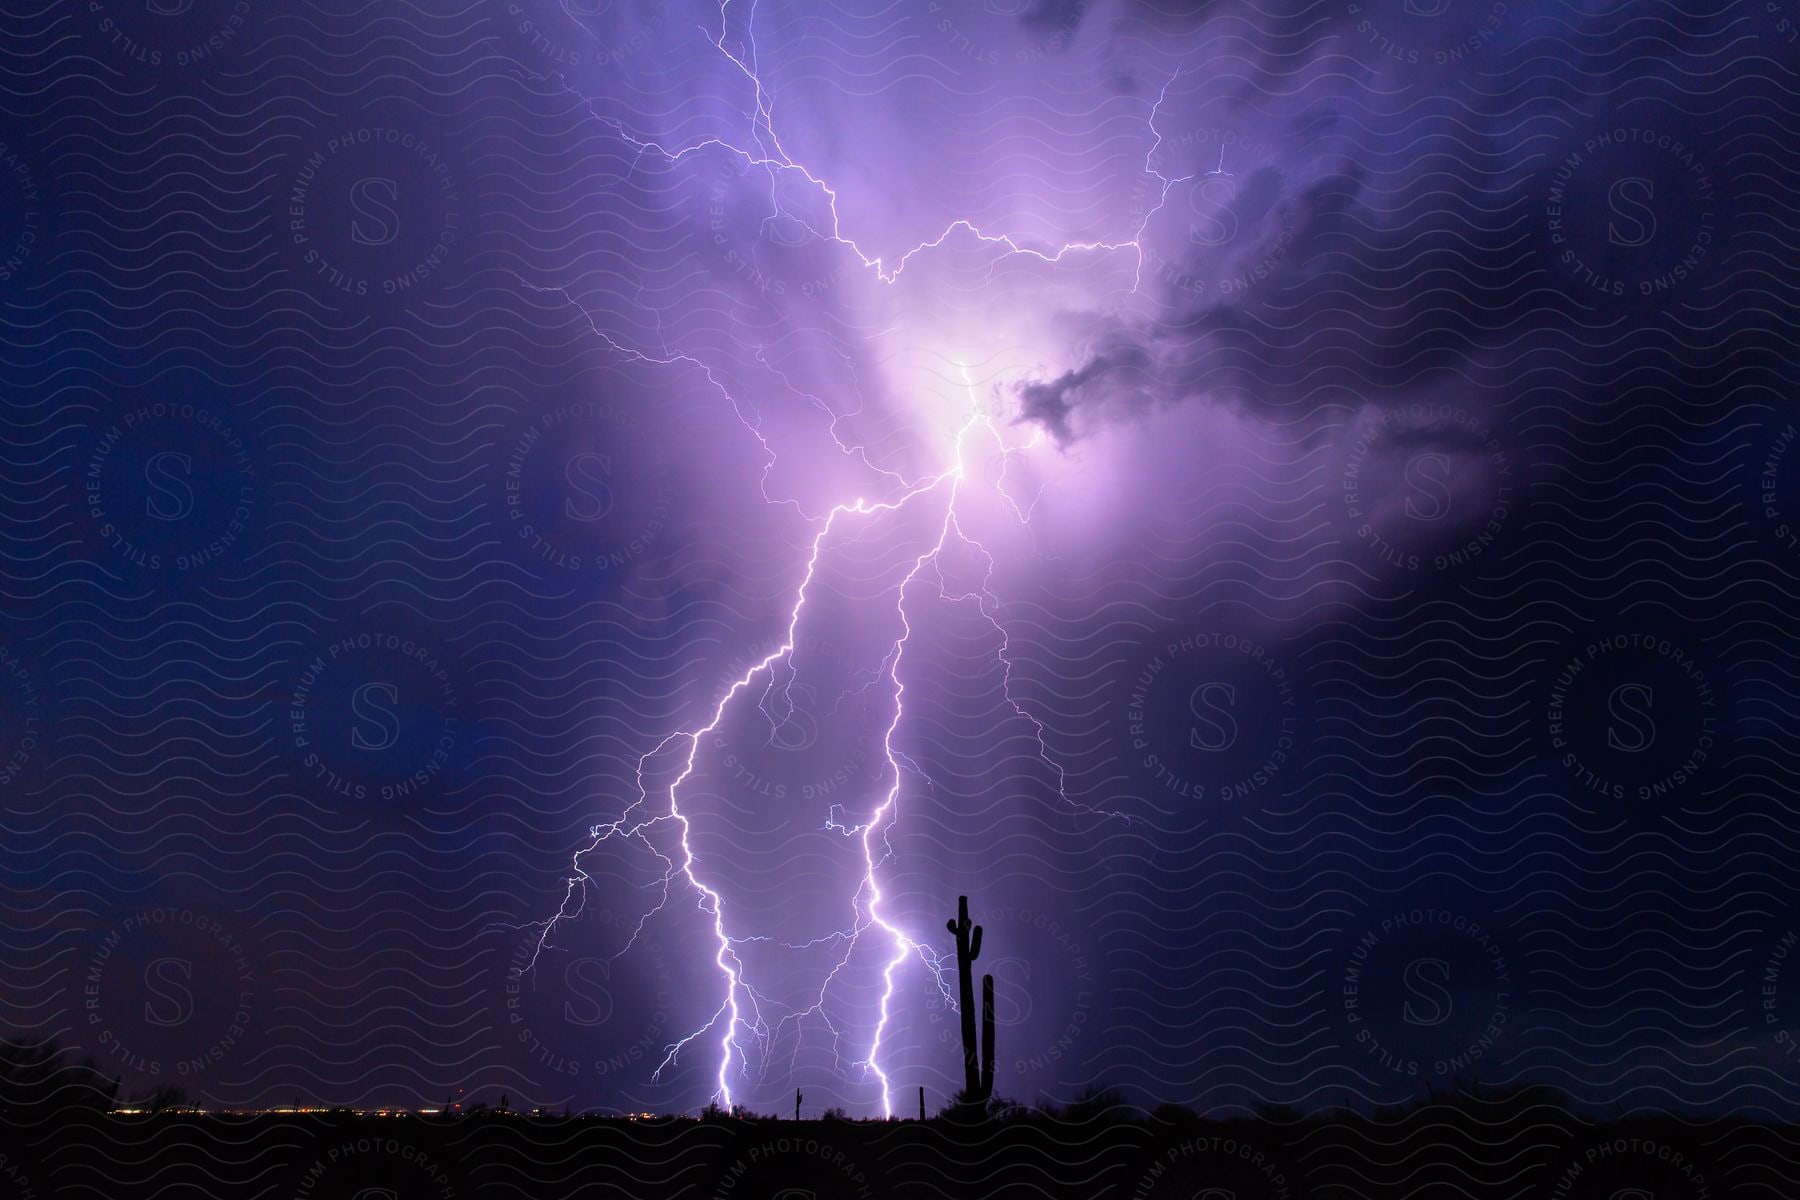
[946,894,995,1105]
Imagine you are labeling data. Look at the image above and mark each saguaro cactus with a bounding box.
[946,895,995,1104]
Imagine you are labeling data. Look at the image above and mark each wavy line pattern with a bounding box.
[3,0,1799,1193]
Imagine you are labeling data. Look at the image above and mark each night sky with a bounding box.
[3,0,1799,1124]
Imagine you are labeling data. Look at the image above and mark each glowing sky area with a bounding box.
[9,0,1799,1126]
[517,5,1188,1115]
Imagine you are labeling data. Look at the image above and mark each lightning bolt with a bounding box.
[520,0,1149,1115]
[540,0,1192,292]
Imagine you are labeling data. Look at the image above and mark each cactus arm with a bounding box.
[978,972,996,1101]
[969,925,982,960]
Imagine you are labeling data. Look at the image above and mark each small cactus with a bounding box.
[946,895,995,1105]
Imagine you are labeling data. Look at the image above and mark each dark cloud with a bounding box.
[1014,329,1152,444]
[1014,0,1770,445]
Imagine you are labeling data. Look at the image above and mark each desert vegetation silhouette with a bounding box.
[946,893,997,1111]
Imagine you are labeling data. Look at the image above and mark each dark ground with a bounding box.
[0,1090,1787,1199]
